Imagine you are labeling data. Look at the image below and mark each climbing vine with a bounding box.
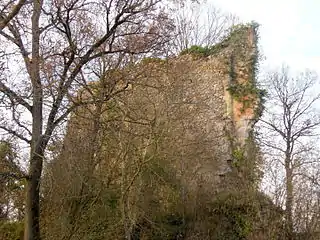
[228,132,264,187]
[231,147,245,169]
[225,21,267,119]
[227,83,266,117]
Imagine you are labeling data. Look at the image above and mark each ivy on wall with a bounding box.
[227,83,266,117]
[180,44,228,58]
[226,22,266,119]
[179,22,266,120]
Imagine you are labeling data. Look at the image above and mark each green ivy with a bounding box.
[227,83,266,116]
[180,22,261,57]
[180,44,228,58]
[231,148,245,169]
[226,21,266,119]
[209,191,258,240]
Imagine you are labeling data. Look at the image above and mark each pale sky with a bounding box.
[210,0,320,74]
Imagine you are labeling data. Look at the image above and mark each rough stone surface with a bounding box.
[135,24,259,184]
[67,24,259,192]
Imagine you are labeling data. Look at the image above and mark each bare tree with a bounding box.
[259,66,320,240]
[0,0,174,239]
[172,1,238,53]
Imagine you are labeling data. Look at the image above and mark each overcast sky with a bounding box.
[210,0,320,74]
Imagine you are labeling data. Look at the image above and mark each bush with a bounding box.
[0,221,24,240]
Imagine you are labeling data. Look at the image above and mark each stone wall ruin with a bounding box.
[65,23,261,192]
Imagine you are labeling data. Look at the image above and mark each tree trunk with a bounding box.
[24,0,43,239]
[24,153,43,240]
[285,162,294,240]
[121,150,132,240]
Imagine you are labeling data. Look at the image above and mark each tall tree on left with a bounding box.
[0,0,174,239]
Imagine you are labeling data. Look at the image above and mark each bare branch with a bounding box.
[0,0,26,30]
[0,125,31,143]
[0,81,32,112]
[259,118,286,139]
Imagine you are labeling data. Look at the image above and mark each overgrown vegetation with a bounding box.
[2,1,319,239]
[210,191,256,240]
[179,22,266,119]
[0,221,24,240]
[180,22,259,58]
[180,44,228,57]
[0,22,275,240]
[227,83,267,116]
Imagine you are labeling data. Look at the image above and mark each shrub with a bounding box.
[0,221,24,240]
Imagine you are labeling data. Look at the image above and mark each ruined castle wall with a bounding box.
[164,24,259,182]
[62,24,259,192]
[123,25,259,188]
